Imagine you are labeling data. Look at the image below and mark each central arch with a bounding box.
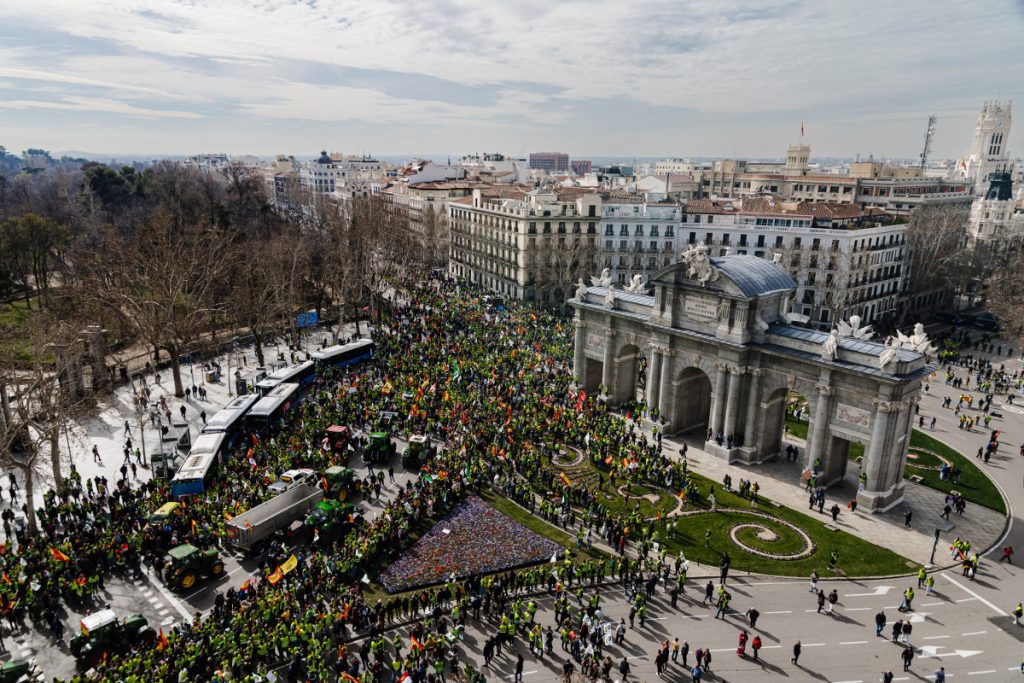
[612,343,646,408]
[671,366,712,435]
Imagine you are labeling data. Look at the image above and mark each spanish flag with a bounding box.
[560,473,572,487]
[240,579,251,592]
[157,627,169,651]
[49,547,71,562]
[410,634,425,652]
[224,511,233,522]
[342,673,360,683]
[267,567,283,585]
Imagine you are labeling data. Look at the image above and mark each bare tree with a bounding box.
[987,250,1024,341]
[900,203,968,323]
[527,232,597,308]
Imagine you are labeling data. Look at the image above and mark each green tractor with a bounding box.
[305,500,365,545]
[323,465,359,501]
[0,660,37,683]
[363,431,396,464]
[162,543,225,591]
[70,609,156,670]
[402,434,437,469]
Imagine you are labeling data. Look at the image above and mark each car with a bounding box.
[146,501,182,529]
[267,468,316,495]
[972,313,1001,331]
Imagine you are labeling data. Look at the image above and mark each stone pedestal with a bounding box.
[857,480,906,512]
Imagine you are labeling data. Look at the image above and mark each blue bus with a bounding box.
[311,339,375,371]
[256,360,315,396]
[246,383,300,435]
[202,394,259,450]
[171,432,227,498]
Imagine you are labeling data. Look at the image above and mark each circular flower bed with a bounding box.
[552,448,585,468]
[904,448,950,471]
[728,514,815,561]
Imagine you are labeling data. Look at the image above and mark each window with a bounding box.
[543,222,551,233]
[635,225,644,236]
[694,215,701,224]
[756,235,765,248]
[681,214,688,223]
[817,185,827,192]
[706,233,713,244]
[708,215,714,224]
[689,232,696,244]
[558,222,566,233]
[634,240,643,252]
[739,234,748,247]
[794,237,802,248]
[605,240,613,250]
[649,241,657,252]
[604,224,613,236]
[722,234,731,245]
[666,225,674,237]
[829,186,838,193]
[775,236,783,247]
[812,238,820,251]
[619,240,627,251]
[650,225,659,237]
[620,224,628,236]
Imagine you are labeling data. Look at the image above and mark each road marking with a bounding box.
[846,607,870,611]
[962,631,987,636]
[803,642,826,647]
[833,680,864,683]
[968,671,995,676]
[839,641,867,645]
[845,585,892,597]
[945,576,1005,616]
[921,601,943,607]
[919,645,983,659]
[503,671,537,679]
[764,610,791,614]
[142,567,193,623]
[956,598,980,603]
[923,635,950,640]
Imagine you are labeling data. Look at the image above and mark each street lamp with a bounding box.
[930,527,941,566]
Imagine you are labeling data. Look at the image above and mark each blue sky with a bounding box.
[1,0,1022,159]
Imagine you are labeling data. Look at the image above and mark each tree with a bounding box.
[900,203,969,323]
[77,212,230,397]
[987,250,1024,341]
[0,214,68,309]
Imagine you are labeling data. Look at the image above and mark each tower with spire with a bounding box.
[960,100,1013,195]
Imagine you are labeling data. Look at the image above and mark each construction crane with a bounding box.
[919,115,937,170]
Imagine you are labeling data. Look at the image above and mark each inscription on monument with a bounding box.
[835,403,870,428]
[586,333,603,349]
[684,293,718,320]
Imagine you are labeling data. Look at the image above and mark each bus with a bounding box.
[310,339,375,371]
[171,431,227,498]
[256,360,315,396]
[201,394,259,450]
[246,383,300,435]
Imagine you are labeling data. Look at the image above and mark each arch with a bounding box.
[670,366,712,435]
[611,343,646,407]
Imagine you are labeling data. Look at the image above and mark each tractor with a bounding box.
[401,434,437,469]
[363,431,396,464]
[305,500,365,545]
[0,660,37,683]
[325,425,354,464]
[70,609,156,670]
[162,543,225,591]
[322,465,359,501]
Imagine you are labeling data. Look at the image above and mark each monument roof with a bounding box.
[710,255,796,298]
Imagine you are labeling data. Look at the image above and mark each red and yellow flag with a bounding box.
[48,547,71,562]
[410,634,425,652]
[240,579,252,592]
[559,472,572,487]
[157,627,169,651]
[267,568,283,585]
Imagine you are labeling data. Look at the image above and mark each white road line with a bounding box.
[833,680,863,683]
[839,640,867,645]
[803,642,826,647]
[921,601,943,606]
[923,635,950,640]
[502,671,537,679]
[962,631,987,636]
[846,607,870,611]
[945,575,1006,616]
[142,567,193,623]
[764,610,792,614]
[956,597,980,603]
[968,671,995,676]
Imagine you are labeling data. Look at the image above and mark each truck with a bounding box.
[402,434,437,469]
[163,544,225,591]
[363,431,396,464]
[224,482,323,552]
[305,500,365,545]
[70,609,155,670]
[323,465,359,501]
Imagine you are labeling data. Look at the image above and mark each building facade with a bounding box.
[960,101,1014,195]
[529,152,570,173]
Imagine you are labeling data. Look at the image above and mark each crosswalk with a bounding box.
[132,577,177,627]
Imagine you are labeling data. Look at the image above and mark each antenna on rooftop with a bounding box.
[919,115,937,170]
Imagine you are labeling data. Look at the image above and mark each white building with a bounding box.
[299,151,386,198]
[960,101,1014,195]
[966,172,1024,254]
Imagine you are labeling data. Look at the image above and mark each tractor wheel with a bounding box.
[337,489,347,502]
[135,626,156,647]
[179,571,197,590]
[211,562,224,576]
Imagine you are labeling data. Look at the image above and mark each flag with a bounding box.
[240,579,251,592]
[576,391,586,412]
[341,674,360,683]
[279,554,298,576]
[157,627,169,651]
[224,511,233,522]
[267,567,283,585]
[77,576,87,587]
[361,573,371,584]
[560,472,572,487]
[381,378,393,395]
[0,573,9,584]
[410,635,425,652]
[49,547,70,562]
[321,476,329,493]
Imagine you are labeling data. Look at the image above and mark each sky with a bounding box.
[1,0,1023,160]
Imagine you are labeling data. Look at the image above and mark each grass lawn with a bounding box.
[655,475,914,577]
[906,430,1006,514]
[0,299,42,363]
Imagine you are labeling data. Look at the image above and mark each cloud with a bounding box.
[1,97,204,119]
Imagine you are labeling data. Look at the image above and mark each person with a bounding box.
[905,509,913,528]
[892,619,903,643]
[736,630,748,656]
[680,640,690,668]
[514,653,523,683]
[751,634,761,661]
[902,645,914,672]
[92,444,102,464]
[934,666,945,682]
[875,609,887,637]
[618,657,630,682]
[817,590,826,613]
[690,663,703,681]
[180,405,187,420]
[746,606,759,629]
[791,640,801,665]
[671,637,680,662]
[882,671,894,683]
[1001,545,1014,563]
[809,570,819,593]
[827,588,838,614]
[831,504,841,523]
[1013,603,1022,626]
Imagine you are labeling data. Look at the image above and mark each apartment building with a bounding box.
[528,152,569,173]
[299,151,386,197]
[966,172,1024,255]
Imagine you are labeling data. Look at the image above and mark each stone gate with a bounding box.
[570,250,931,512]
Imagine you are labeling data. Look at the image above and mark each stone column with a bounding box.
[600,329,616,398]
[646,344,663,410]
[723,365,743,439]
[806,385,833,466]
[658,349,674,424]
[863,398,895,490]
[743,368,763,447]
[709,363,728,436]
[573,322,587,386]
